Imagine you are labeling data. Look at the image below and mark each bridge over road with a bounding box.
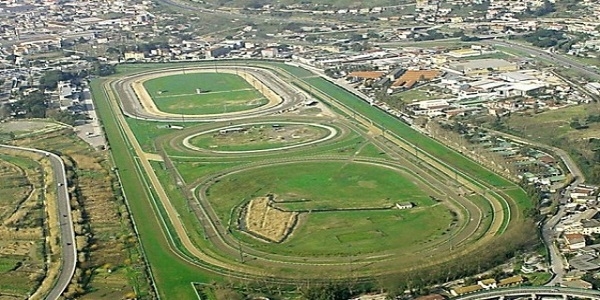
[454,286,600,300]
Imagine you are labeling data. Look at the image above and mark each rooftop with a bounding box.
[348,71,385,79]
[453,285,482,295]
[450,58,516,71]
[498,275,524,286]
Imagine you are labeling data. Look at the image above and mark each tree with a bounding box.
[10,91,48,118]
[301,283,351,300]
[40,70,73,90]
[90,62,116,77]
[530,0,556,16]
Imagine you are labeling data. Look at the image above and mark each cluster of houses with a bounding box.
[322,45,586,120]
[426,123,567,192]
[0,0,153,56]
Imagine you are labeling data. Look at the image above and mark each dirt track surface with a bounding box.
[100,62,514,282]
[131,69,283,118]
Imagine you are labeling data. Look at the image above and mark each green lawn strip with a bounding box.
[261,62,315,78]
[356,142,390,159]
[0,275,31,295]
[153,92,267,115]
[465,195,494,241]
[0,257,22,273]
[165,127,364,160]
[91,79,218,299]
[148,160,221,253]
[525,272,552,286]
[501,188,533,210]
[486,191,512,235]
[0,154,41,169]
[173,160,241,185]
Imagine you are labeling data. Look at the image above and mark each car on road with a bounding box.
[58,183,64,187]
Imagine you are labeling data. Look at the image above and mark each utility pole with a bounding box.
[238,240,244,263]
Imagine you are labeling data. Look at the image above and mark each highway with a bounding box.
[0,145,76,300]
[486,40,600,81]
[454,286,600,300]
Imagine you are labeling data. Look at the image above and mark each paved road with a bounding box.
[486,40,600,81]
[454,286,600,300]
[0,145,76,300]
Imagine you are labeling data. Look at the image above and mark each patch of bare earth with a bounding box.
[245,196,298,243]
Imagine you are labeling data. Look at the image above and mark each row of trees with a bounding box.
[522,29,566,49]
[199,217,538,300]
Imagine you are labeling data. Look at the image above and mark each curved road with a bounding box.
[454,286,600,300]
[483,127,584,286]
[0,145,75,300]
[486,40,600,81]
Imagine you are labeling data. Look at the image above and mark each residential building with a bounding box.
[450,285,482,296]
[205,45,230,59]
[124,52,145,61]
[565,233,587,250]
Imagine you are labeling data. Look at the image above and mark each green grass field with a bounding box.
[143,73,268,115]
[204,160,450,257]
[188,124,331,152]
[206,161,435,220]
[244,206,453,256]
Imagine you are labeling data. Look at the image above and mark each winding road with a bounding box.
[0,145,76,300]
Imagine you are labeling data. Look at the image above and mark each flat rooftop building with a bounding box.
[449,59,518,76]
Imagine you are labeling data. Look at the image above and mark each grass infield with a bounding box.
[143,73,267,115]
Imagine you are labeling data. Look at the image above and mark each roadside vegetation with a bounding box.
[0,151,47,298]
[9,126,153,299]
[484,103,600,183]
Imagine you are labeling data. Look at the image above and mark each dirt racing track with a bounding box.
[101,62,525,285]
[112,65,305,122]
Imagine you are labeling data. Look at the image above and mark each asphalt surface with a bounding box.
[454,286,600,300]
[0,145,75,300]
[487,40,600,81]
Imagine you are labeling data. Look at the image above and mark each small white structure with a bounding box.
[395,202,414,210]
